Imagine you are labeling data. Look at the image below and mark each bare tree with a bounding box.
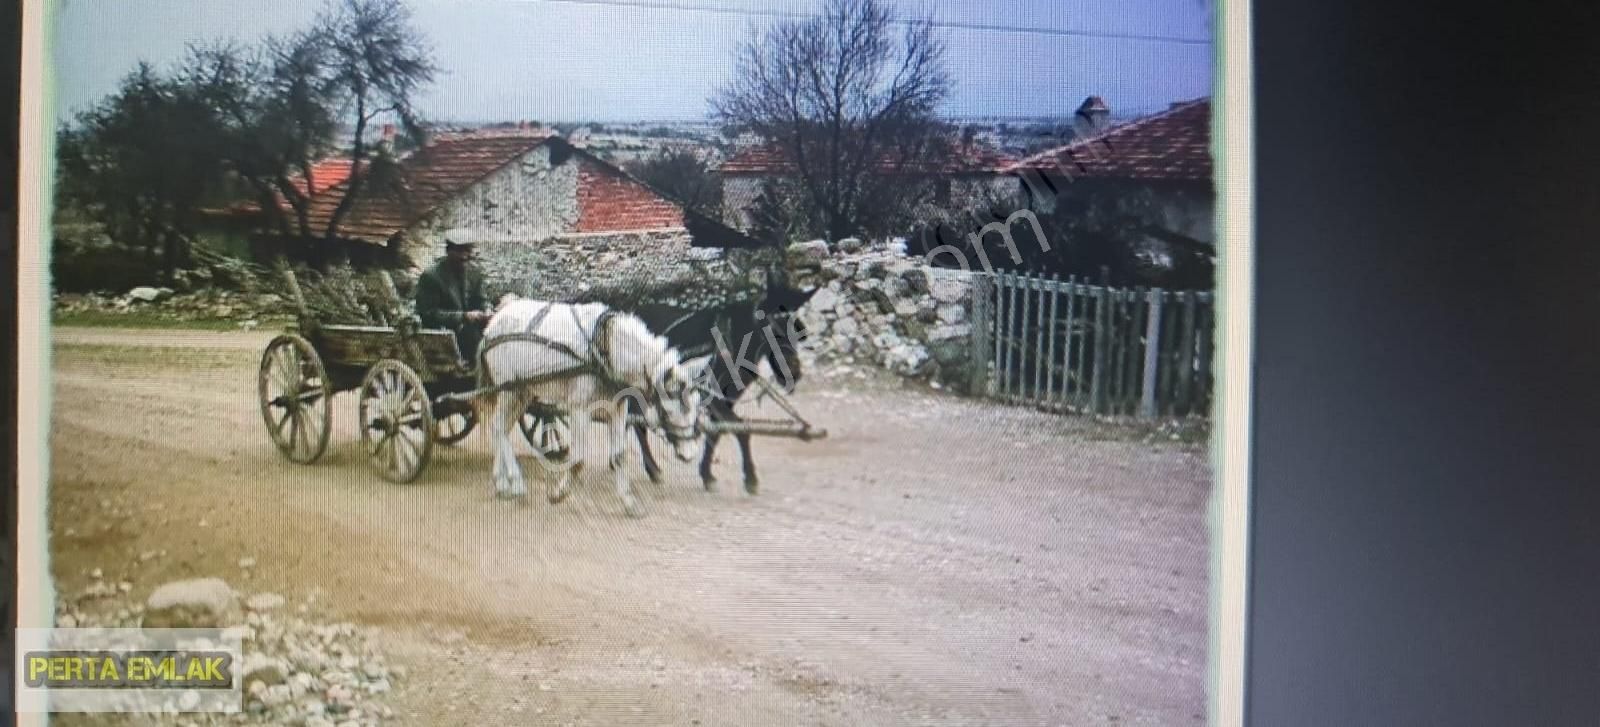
[184,34,338,238]
[712,0,951,242]
[182,0,434,241]
[318,0,436,238]
[623,147,723,213]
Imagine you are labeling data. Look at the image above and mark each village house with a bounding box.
[283,129,686,264]
[1003,96,1214,248]
[208,126,769,298]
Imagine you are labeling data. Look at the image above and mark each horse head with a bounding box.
[647,351,705,463]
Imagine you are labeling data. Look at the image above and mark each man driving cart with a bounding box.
[413,228,493,364]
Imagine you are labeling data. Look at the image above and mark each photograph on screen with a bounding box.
[22,0,1225,723]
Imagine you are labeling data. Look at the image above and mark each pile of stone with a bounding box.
[786,240,978,391]
[56,574,401,725]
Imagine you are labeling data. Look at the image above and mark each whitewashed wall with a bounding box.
[400,144,581,265]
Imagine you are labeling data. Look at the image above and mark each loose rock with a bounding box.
[143,578,239,629]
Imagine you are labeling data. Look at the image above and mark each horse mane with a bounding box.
[605,310,683,387]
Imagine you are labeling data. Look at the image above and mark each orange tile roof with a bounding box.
[291,158,359,197]
[302,133,555,243]
[1004,98,1212,182]
[286,131,687,243]
[574,159,685,232]
[209,158,363,217]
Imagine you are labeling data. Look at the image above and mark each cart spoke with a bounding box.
[369,428,392,457]
[301,406,322,446]
[394,433,417,474]
[287,408,303,456]
[386,435,404,477]
[275,346,301,394]
[271,407,292,437]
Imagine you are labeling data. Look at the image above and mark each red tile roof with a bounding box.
[574,158,684,232]
[302,133,555,243]
[718,140,1013,176]
[209,158,363,217]
[291,159,360,198]
[277,131,686,243]
[1004,98,1212,182]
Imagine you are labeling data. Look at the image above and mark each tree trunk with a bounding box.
[323,92,369,240]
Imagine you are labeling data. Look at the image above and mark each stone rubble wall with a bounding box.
[785,240,984,393]
[472,229,711,302]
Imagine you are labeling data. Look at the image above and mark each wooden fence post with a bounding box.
[1196,294,1215,413]
[1090,287,1109,414]
[1061,276,1077,408]
[992,273,1005,398]
[970,273,995,397]
[1140,288,1165,419]
[1003,272,1020,400]
[1176,291,1199,416]
[1044,273,1061,409]
[1019,272,1034,401]
[1036,273,1049,400]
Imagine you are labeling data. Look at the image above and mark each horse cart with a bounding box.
[257,267,569,483]
[259,261,830,497]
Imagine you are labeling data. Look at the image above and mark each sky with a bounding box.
[51,0,1214,123]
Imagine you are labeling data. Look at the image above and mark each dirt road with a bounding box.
[48,327,1211,726]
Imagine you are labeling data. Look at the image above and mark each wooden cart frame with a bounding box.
[258,267,569,483]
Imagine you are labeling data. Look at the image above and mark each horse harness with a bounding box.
[474,304,692,443]
[476,303,623,393]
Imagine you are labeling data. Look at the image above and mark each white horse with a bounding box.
[480,299,704,517]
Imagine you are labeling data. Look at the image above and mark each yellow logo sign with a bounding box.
[24,651,234,689]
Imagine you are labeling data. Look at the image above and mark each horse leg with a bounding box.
[610,401,643,518]
[491,391,527,499]
[634,423,663,484]
[736,431,759,495]
[547,419,580,504]
[699,430,722,492]
[490,392,508,497]
[716,403,760,495]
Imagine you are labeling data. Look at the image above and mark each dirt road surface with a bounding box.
[48,327,1211,726]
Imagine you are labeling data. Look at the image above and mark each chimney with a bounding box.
[1075,96,1111,134]
[380,123,396,150]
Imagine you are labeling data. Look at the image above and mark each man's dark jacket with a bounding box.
[414,257,489,330]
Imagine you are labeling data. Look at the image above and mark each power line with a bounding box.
[507,0,1213,46]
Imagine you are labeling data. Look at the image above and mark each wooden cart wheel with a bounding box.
[259,334,333,464]
[520,405,571,463]
[434,404,476,446]
[359,360,435,483]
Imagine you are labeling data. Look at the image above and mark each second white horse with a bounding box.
[479,299,704,517]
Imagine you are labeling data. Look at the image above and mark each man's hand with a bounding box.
[465,310,492,325]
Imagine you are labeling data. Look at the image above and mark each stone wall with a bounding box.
[786,241,984,393]
[400,143,582,266]
[721,175,767,230]
[473,230,707,301]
